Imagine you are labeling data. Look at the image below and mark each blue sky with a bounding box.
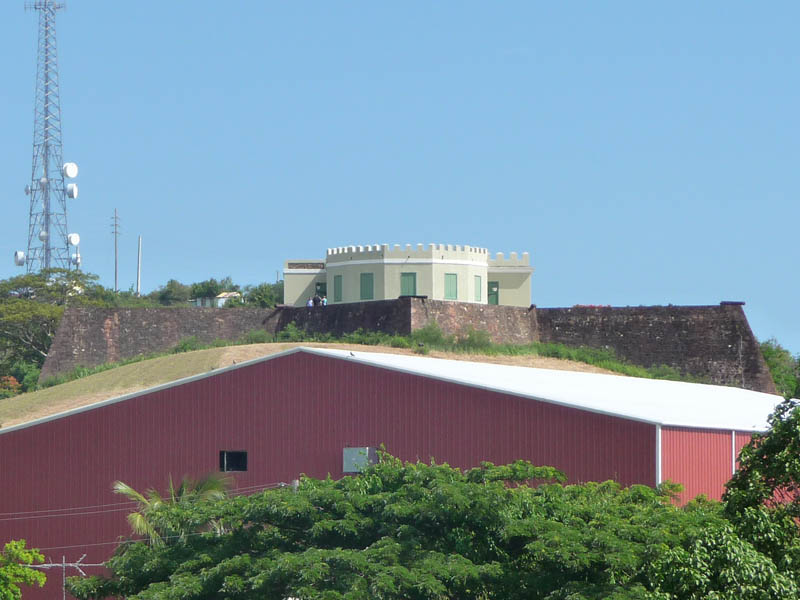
[1,2,798,355]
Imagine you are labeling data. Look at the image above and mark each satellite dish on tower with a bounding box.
[71,253,81,267]
[62,162,78,178]
[38,230,48,242]
[13,251,25,267]
[68,233,80,246]
[66,183,78,199]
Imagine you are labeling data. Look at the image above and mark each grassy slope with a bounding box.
[0,347,226,428]
[0,342,619,429]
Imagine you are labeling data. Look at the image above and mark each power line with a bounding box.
[26,481,300,554]
[0,499,137,517]
[0,481,286,521]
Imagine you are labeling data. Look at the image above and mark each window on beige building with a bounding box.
[333,275,343,302]
[400,272,416,296]
[444,273,457,300]
[360,273,374,300]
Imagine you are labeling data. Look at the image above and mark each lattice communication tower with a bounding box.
[16,0,81,272]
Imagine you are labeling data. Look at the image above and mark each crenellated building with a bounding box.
[283,243,534,307]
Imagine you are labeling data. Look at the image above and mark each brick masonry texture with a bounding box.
[41,307,278,381]
[409,299,537,345]
[40,301,776,394]
[536,304,775,393]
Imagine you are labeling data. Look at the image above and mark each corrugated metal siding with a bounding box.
[661,426,734,503]
[1,352,656,598]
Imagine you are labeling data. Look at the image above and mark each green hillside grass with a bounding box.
[0,346,229,428]
[0,323,703,429]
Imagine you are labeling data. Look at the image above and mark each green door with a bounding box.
[400,272,416,296]
[360,273,374,300]
[444,273,458,300]
[488,281,499,305]
[333,275,342,302]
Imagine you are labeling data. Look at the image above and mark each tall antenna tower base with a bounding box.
[16,0,81,272]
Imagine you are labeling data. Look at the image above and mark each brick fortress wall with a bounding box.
[40,300,776,394]
[41,307,279,382]
[535,303,775,393]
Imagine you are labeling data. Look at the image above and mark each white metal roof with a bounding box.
[302,347,782,431]
[0,346,782,436]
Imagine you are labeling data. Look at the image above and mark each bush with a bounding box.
[241,329,271,344]
[9,361,41,393]
[453,327,492,352]
[341,328,395,346]
[276,322,306,342]
[0,376,21,399]
[410,322,450,347]
[647,364,686,381]
[172,336,203,354]
[389,337,412,349]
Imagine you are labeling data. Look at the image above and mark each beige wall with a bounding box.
[487,269,532,307]
[325,244,490,304]
[283,260,326,307]
[285,244,533,307]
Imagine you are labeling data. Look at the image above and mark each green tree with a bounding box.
[68,456,796,600]
[760,339,799,399]
[151,279,191,306]
[0,299,62,366]
[244,281,283,308]
[723,398,800,571]
[112,473,232,547]
[0,540,45,600]
[0,269,111,371]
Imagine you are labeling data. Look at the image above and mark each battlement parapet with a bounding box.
[488,251,532,268]
[326,243,490,264]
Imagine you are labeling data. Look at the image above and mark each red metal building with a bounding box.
[0,347,780,599]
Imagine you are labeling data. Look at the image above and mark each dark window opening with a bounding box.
[220,450,247,472]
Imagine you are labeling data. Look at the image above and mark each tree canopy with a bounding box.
[0,271,283,396]
[760,339,799,399]
[0,540,45,600]
[0,269,108,372]
[67,453,800,600]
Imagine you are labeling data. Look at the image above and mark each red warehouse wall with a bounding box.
[0,351,658,598]
[661,427,752,504]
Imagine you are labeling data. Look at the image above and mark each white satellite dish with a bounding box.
[62,162,79,179]
[66,183,78,199]
[38,230,48,242]
[13,251,25,266]
[68,233,80,246]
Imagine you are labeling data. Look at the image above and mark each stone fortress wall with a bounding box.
[41,299,776,394]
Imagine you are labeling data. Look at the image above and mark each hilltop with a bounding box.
[0,342,618,429]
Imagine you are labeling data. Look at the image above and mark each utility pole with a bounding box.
[136,235,142,296]
[32,554,104,600]
[111,209,120,292]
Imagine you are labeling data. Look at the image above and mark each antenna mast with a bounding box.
[17,1,81,272]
